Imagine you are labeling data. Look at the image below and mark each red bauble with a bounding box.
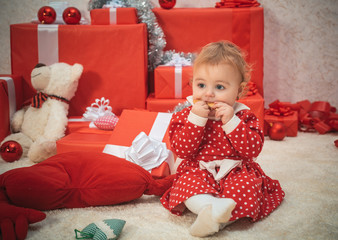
[38,6,56,24]
[63,7,81,25]
[269,122,286,141]
[159,0,176,9]
[0,141,23,162]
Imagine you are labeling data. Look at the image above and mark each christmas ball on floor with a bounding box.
[269,122,286,141]
[0,141,23,162]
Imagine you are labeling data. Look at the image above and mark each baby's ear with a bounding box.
[238,82,247,98]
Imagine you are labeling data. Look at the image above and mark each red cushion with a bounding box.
[0,152,174,210]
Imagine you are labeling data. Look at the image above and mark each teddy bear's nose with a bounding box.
[34,63,46,68]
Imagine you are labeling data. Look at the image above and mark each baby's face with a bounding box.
[192,63,242,107]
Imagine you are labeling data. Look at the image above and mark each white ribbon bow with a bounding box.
[164,53,192,67]
[83,97,115,122]
[199,159,242,181]
[124,132,173,171]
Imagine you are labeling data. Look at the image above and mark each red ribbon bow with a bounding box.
[245,81,258,96]
[265,100,296,117]
[298,101,338,134]
[215,0,260,8]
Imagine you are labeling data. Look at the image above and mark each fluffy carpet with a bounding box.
[0,132,337,240]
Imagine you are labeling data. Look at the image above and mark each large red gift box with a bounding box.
[90,8,138,25]
[10,23,148,116]
[103,109,175,178]
[154,66,193,99]
[152,7,264,96]
[264,112,298,137]
[0,75,23,142]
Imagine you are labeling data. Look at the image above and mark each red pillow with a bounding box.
[1,152,174,210]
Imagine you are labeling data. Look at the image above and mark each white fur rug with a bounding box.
[1,132,338,240]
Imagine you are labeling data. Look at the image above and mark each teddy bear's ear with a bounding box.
[71,63,84,82]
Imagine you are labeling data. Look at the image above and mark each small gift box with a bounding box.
[154,66,193,99]
[264,100,298,137]
[103,109,175,179]
[154,53,193,99]
[0,75,23,142]
[90,7,138,25]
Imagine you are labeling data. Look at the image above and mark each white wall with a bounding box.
[0,0,337,108]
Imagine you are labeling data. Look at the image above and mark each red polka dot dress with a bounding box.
[160,102,285,222]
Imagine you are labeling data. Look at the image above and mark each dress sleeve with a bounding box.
[169,108,207,160]
[222,110,264,159]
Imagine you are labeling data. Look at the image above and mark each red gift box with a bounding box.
[264,112,298,137]
[90,8,138,25]
[103,109,175,178]
[56,131,112,154]
[238,93,264,127]
[146,93,186,112]
[0,75,23,142]
[154,65,193,99]
[10,23,148,116]
[152,7,264,96]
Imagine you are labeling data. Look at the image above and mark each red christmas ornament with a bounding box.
[38,6,56,24]
[0,141,23,162]
[269,122,286,141]
[159,0,176,9]
[63,7,81,25]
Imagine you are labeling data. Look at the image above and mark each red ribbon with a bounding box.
[245,81,258,96]
[299,101,338,134]
[265,100,296,117]
[215,0,261,8]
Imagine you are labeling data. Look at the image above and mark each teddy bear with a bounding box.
[0,62,83,163]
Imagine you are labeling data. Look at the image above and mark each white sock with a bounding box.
[189,205,220,237]
[184,194,236,222]
[184,194,237,237]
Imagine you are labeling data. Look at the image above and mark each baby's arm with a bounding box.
[222,110,264,159]
[169,108,206,159]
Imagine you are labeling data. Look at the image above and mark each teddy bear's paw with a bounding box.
[1,133,32,160]
[28,141,56,163]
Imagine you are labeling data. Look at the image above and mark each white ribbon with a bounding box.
[109,8,117,24]
[199,159,242,181]
[38,24,59,65]
[103,112,174,172]
[164,53,192,67]
[174,65,183,98]
[49,1,69,24]
[1,77,16,121]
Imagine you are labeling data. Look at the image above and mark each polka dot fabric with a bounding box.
[94,115,119,130]
[160,106,285,222]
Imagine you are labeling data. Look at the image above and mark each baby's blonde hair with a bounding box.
[193,41,252,98]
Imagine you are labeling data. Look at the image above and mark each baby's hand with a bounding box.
[191,100,210,118]
[213,102,234,124]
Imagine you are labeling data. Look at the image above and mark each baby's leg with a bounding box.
[184,194,236,237]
